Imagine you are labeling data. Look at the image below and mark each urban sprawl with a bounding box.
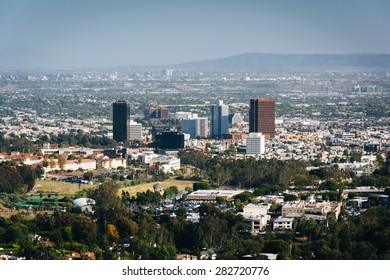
[0,68,389,260]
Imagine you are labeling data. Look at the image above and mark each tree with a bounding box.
[137,212,158,247]
[193,181,210,191]
[97,174,105,183]
[283,193,298,201]
[201,215,221,247]
[216,196,225,205]
[0,166,24,193]
[4,223,28,243]
[175,206,187,220]
[368,195,380,207]
[83,171,93,181]
[354,242,377,259]
[296,217,321,241]
[58,155,67,171]
[88,181,121,233]
[349,151,362,163]
[263,239,290,259]
[115,213,138,241]
[17,165,36,191]
[294,174,311,187]
[320,179,341,191]
[163,186,178,199]
[72,215,97,244]
[136,190,161,205]
[235,191,253,203]
[106,224,120,244]
[49,157,56,170]
[149,245,176,260]
[34,165,45,179]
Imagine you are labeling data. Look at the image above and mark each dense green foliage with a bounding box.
[0,164,40,193]
[163,186,179,199]
[179,151,309,188]
[1,200,389,260]
[37,132,118,148]
[0,132,118,153]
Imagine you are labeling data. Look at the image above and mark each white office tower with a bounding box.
[181,117,209,139]
[162,69,173,77]
[211,100,229,139]
[246,133,265,155]
[127,120,142,141]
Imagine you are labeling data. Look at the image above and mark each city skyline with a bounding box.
[1,0,390,69]
[0,59,389,263]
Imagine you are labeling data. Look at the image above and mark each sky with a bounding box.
[0,0,389,69]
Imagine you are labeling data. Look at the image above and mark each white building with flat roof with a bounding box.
[246,132,265,155]
[273,216,294,230]
[44,159,96,172]
[240,203,270,234]
[186,189,244,201]
[149,155,181,174]
[41,147,95,156]
[282,200,342,219]
[127,120,142,141]
[169,112,193,119]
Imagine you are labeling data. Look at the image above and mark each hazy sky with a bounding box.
[1,0,389,69]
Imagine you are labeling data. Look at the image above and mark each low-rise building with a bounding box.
[240,203,269,234]
[149,155,181,174]
[100,157,127,170]
[253,195,284,204]
[186,189,245,201]
[41,146,95,156]
[337,162,375,176]
[44,159,97,172]
[281,200,342,219]
[273,216,294,230]
[72,197,96,213]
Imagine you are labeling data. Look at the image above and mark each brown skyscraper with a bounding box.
[249,98,275,139]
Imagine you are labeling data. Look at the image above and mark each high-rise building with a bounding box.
[113,100,130,142]
[246,133,265,155]
[181,117,209,139]
[249,98,275,139]
[211,100,229,139]
[162,69,173,77]
[146,107,170,120]
[127,120,142,141]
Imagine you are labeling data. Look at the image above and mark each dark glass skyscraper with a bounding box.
[249,98,275,139]
[113,100,130,142]
[155,131,185,150]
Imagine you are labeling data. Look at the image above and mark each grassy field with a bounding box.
[33,179,194,198]
[119,179,194,197]
[33,180,96,195]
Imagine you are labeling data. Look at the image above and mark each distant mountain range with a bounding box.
[170,53,390,73]
[1,50,390,73]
